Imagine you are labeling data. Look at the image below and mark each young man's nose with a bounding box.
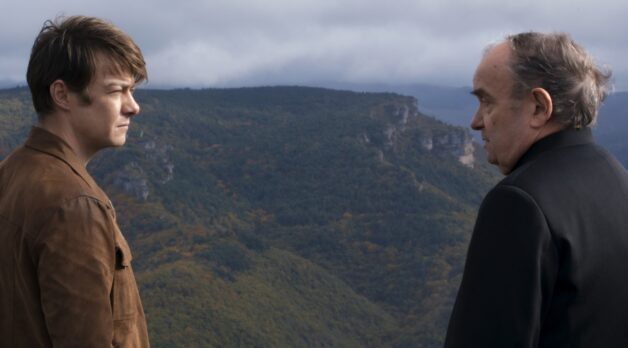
[123,93,140,116]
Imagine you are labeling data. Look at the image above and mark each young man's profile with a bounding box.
[0,16,149,346]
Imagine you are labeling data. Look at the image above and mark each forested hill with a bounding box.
[0,86,499,347]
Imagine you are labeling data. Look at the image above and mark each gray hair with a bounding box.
[506,32,612,128]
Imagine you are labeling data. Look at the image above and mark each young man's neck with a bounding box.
[37,113,94,166]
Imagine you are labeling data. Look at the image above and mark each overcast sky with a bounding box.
[2,0,627,90]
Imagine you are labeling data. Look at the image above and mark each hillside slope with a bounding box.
[0,86,499,347]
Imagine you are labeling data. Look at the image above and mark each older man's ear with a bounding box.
[529,87,553,128]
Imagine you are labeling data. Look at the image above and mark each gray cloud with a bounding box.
[1,0,627,90]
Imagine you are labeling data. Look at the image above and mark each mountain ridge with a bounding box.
[1,85,498,347]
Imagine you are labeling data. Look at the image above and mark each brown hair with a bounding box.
[506,32,611,128]
[26,15,147,116]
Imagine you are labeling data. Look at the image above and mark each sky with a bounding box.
[1,0,627,90]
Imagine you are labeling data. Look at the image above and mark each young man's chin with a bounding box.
[110,136,128,148]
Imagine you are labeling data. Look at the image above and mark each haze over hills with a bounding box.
[595,92,628,165]
[0,80,21,89]
[317,83,477,131]
[322,83,628,166]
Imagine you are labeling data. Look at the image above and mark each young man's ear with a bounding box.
[49,80,71,111]
[529,87,553,128]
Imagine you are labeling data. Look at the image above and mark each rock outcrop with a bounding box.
[376,98,475,168]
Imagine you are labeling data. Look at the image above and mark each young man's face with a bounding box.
[67,54,140,157]
[470,42,536,174]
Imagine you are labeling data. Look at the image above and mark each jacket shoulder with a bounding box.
[0,147,108,228]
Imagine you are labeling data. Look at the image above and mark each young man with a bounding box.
[445,32,628,347]
[0,16,149,346]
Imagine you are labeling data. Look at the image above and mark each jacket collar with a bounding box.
[24,127,108,202]
[512,127,594,172]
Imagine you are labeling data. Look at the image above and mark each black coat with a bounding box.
[445,128,628,347]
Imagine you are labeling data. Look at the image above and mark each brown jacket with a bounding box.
[0,127,149,347]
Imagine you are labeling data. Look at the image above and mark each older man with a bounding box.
[0,16,149,346]
[445,32,628,347]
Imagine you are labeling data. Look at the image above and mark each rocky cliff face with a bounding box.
[111,162,150,201]
[141,136,175,184]
[100,134,175,202]
[376,98,475,168]
[424,130,475,168]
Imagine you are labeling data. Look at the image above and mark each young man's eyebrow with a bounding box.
[105,80,134,88]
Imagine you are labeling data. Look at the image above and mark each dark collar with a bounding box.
[24,127,107,201]
[512,127,594,172]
